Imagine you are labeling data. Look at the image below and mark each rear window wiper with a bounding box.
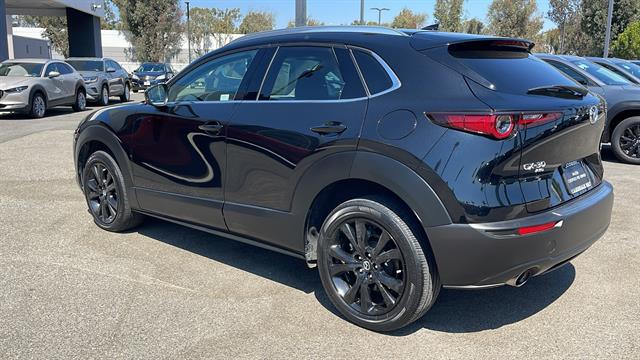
[527,85,588,99]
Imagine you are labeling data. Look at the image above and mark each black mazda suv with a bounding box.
[73,27,613,332]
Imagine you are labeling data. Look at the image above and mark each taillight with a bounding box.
[428,112,563,140]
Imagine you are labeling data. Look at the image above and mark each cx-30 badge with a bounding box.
[523,161,547,173]
[589,106,599,124]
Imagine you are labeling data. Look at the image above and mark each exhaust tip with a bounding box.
[507,269,535,287]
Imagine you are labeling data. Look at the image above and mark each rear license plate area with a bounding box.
[562,161,593,196]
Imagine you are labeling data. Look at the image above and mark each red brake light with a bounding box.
[428,112,563,139]
[517,221,560,236]
[429,113,515,139]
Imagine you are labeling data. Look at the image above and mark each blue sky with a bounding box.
[183,0,553,30]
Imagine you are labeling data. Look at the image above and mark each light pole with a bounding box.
[603,0,614,57]
[186,1,191,63]
[360,0,365,25]
[371,7,389,25]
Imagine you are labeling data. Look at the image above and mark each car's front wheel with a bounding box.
[612,117,640,164]
[317,196,440,332]
[98,85,109,106]
[82,150,143,232]
[120,83,131,102]
[29,92,46,118]
[72,89,86,112]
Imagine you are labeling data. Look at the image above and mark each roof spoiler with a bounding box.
[448,39,535,52]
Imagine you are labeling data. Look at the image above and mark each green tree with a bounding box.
[188,7,215,56]
[580,0,640,56]
[547,0,579,53]
[486,0,543,39]
[287,17,325,27]
[533,28,561,53]
[239,11,275,34]
[115,0,184,62]
[210,8,241,48]
[391,8,427,29]
[434,0,464,32]
[462,18,485,34]
[101,0,120,30]
[612,20,640,59]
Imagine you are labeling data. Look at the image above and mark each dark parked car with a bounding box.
[66,57,131,105]
[74,28,613,331]
[537,54,640,164]
[131,62,176,92]
[587,57,640,84]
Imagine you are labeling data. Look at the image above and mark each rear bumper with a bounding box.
[426,181,614,288]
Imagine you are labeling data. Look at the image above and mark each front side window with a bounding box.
[44,63,60,76]
[571,59,630,85]
[58,63,74,75]
[0,62,44,77]
[168,49,257,102]
[259,46,364,101]
[545,60,591,86]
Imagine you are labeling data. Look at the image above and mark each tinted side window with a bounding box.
[58,63,73,74]
[259,46,364,101]
[168,49,257,102]
[109,60,122,70]
[352,49,393,95]
[545,60,590,86]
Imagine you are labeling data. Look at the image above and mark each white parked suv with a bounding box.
[0,58,86,118]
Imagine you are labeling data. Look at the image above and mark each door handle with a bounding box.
[198,123,224,134]
[310,121,347,135]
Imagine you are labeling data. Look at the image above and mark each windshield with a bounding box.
[66,60,104,72]
[611,60,640,78]
[571,59,631,85]
[136,63,165,72]
[0,62,44,77]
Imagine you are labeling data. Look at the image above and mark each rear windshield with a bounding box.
[66,60,104,72]
[611,60,640,78]
[570,59,630,85]
[449,47,579,95]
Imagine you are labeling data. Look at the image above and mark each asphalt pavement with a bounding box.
[0,95,638,359]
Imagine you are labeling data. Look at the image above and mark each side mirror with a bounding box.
[47,71,60,78]
[106,67,116,73]
[145,83,169,107]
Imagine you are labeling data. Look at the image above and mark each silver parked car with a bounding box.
[0,59,86,118]
[65,57,131,105]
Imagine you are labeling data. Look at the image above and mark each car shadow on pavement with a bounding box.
[135,217,323,294]
[393,264,576,335]
[136,217,576,335]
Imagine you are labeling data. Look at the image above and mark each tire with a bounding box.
[611,117,640,164]
[82,150,143,232]
[98,84,109,106]
[317,195,440,332]
[29,92,46,118]
[72,88,87,112]
[119,82,131,102]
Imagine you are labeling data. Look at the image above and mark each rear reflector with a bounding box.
[517,221,561,236]
[519,112,562,126]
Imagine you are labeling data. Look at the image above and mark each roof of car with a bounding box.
[2,58,54,64]
[234,26,408,44]
[535,53,586,62]
[66,57,107,61]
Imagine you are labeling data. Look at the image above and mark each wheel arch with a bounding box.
[75,125,138,207]
[297,151,451,267]
[28,85,48,104]
[606,102,640,142]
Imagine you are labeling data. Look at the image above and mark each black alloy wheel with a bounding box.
[326,218,405,316]
[86,162,118,224]
[318,196,439,332]
[612,117,640,164]
[82,151,143,231]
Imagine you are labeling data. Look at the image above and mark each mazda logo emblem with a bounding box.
[589,106,599,125]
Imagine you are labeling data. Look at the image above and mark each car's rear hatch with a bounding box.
[415,35,606,213]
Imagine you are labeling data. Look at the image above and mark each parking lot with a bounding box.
[0,95,638,359]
